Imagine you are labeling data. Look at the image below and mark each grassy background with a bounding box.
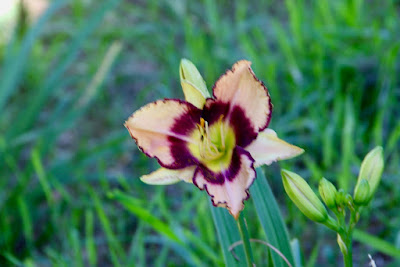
[1,0,399,266]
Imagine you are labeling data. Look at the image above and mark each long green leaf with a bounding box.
[210,202,244,267]
[251,167,295,267]
[290,239,302,267]
[353,229,400,259]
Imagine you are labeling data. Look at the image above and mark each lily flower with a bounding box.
[125,60,304,219]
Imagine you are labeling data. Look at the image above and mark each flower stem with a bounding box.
[338,232,353,267]
[236,213,254,267]
[342,237,353,267]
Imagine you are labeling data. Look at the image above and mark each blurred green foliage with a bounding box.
[0,0,399,266]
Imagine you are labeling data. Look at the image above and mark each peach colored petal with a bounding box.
[213,60,272,134]
[193,148,255,219]
[246,128,304,167]
[124,99,201,168]
[140,166,196,185]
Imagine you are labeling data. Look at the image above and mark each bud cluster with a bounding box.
[281,145,384,266]
[281,146,384,233]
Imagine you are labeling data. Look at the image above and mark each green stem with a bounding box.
[324,216,340,232]
[343,236,353,267]
[236,213,254,267]
[338,232,353,267]
[349,207,361,231]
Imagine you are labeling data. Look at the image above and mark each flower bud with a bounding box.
[335,188,346,207]
[353,179,370,206]
[281,170,328,223]
[179,59,210,108]
[356,146,384,201]
[344,194,356,211]
[319,178,337,209]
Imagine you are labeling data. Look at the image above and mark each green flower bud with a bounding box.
[335,189,346,207]
[319,178,337,209]
[345,194,355,210]
[353,179,370,206]
[179,59,210,108]
[356,146,384,202]
[282,170,328,223]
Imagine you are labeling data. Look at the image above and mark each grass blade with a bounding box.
[90,189,124,266]
[31,149,54,207]
[8,0,122,139]
[250,167,295,267]
[353,229,400,259]
[210,202,244,267]
[290,238,302,267]
[85,209,97,267]
[0,0,67,112]
[108,190,182,244]
[182,229,223,265]
[69,228,84,267]
[17,196,33,249]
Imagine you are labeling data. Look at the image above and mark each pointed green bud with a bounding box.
[356,146,384,202]
[345,194,355,210]
[179,58,210,108]
[335,189,346,207]
[282,170,328,223]
[319,178,337,209]
[353,179,370,206]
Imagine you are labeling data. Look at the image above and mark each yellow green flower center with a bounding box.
[188,116,236,173]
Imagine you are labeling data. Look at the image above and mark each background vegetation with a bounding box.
[1,0,399,266]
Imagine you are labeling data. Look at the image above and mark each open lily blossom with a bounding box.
[125,60,304,219]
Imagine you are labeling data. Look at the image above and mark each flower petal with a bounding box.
[246,128,304,167]
[180,58,210,109]
[140,166,196,185]
[213,60,272,135]
[193,147,256,219]
[124,99,202,169]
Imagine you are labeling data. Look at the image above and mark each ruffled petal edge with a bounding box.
[193,147,256,219]
[124,99,202,169]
